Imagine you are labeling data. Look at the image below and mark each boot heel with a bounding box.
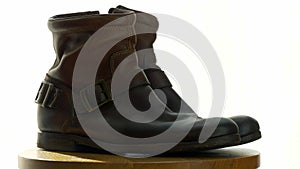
[37,132,78,152]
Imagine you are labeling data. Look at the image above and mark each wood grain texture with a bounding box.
[18,148,260,169]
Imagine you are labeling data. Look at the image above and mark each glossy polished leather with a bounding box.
[113,5,261,144]
[36,10,241,154]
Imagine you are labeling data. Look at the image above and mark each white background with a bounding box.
[0,0,299,169]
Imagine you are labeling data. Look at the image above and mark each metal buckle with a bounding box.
[35,82,60,108]
[80,80,111,112]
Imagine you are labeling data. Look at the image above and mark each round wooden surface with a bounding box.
[18,148,260,169]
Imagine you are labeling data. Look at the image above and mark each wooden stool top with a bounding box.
[18,148,260,169]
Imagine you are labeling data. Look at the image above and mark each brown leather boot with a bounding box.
[112,5,261,145]
[35,10,240,156]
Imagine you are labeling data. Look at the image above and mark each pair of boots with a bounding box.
[35,5,261,156]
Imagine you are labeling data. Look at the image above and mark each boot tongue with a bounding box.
[110,6,159,69]
[110,6,158,31]
[110,6,158,50]
[108,8,127,14]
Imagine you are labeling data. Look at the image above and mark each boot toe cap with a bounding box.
[230,115,260,137]
[209,117,239,138]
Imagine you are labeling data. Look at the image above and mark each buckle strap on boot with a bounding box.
[144,69,172,89]
[80,80,112,112]
[35,81,61,108]
[80,72,150,113]
[36,72,150,112]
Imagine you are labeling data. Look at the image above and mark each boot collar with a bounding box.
[48,11,136,33]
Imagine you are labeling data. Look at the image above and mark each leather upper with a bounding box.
[37,10,239,146]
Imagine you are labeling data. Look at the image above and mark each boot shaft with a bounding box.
[47,11,137,88]
[36,10,148,133]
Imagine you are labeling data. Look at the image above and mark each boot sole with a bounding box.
[37,132,240,155]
